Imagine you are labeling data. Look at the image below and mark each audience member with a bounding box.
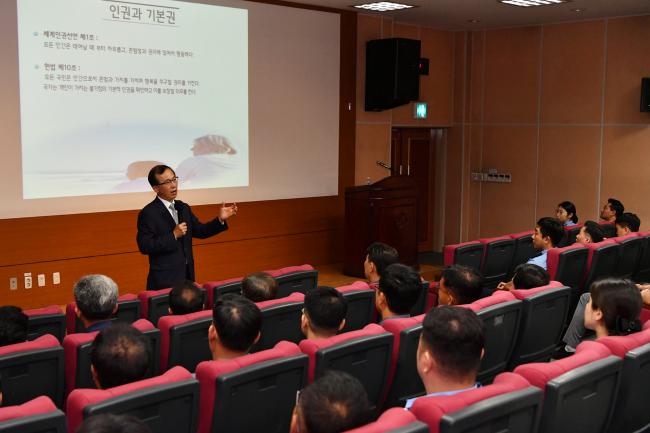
[78,413,152,433]
[90,323,151,389]
[241,272,278,302]
[438,265,483,306]
[405,306,484,409]
[600,198,624,223]
[208,294,261,360]
[556,201,579,227]
[301,286,347,339]
[364,242,399,289]
[0,306,28,346]
[73,274,119,332]
[585,278,642,338]
[527,217,564,270]
[376,263,422,321]
[290,370,370,433]
[615,212,641,237]
[168,280,204,315]
[575,220,605,245]
[496,264,549,291]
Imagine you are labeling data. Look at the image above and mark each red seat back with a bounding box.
[508,230,536,275]
[336,281,376,332]
[202,276,243,309]
[266,264,318,298]
[479,236,515,290]
[582,239,619,291]
[24,305,65,342]
[138,287,172,326]
[443,241,483,269]
[252,292,305,352]
[343,408,427,433]
[158,310,213,372]
[613,232,643,278]
[0,396,65,433]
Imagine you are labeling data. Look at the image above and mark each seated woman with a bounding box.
[585,278,642,339]
[556,201,579,227]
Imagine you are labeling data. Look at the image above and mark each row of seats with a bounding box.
[3,321,650,433]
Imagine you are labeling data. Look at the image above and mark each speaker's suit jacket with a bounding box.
[137,197,227,290]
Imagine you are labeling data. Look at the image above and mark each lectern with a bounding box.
[343,176,418,277]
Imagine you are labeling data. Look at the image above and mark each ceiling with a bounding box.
[286,0,650,30]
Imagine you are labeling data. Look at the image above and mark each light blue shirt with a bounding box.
[404,383,481,410]
[564,220,576,227]
[527,249,548,270]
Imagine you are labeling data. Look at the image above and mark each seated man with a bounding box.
[496,263,549,292]
[364,242,399,289]
[437,265,483,306]
[301,286,348,340]
[405,306,484,409]
[0,306,28,346]
[91,323,152,389]
[241,272,278,302]
[615,212,641,237]
[208,294,262,360]
[74,274,119,332]
[600,198,624,223]
[527,217,564,270]
[376,263,422,321]
[290,370,370,433]
[575,220,605,245]
[168,280,205,315]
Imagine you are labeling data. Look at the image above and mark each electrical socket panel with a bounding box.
[24,272,32,289]
[38,274,46,287]
[53,272,61,285]
[9,278,17,290]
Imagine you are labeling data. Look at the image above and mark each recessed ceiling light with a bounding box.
[570,7,585,12]
[353,2,415,12]
[467,19,481,23]
[498,0,569,7]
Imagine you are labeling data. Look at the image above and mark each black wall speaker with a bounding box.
[641,77,650,113]
[365,38,421,112]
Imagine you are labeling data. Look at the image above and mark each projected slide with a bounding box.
[17,0,248,199]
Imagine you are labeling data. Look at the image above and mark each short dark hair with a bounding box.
[212,294,262,353]
[78,414,152,433]
[512,264,550,290]
[378,263,422,315]
[421,306,484,382]
[242,272,278,302]
[147,164,174,187]
[608,198,625,218]
[441,265,483,305]
[583,220,605,243]
[304,286,348,334]
[91,323,152,389]
[297,370,370,433]
[558,201,578,224]
[366,242,399,276]
[616,212,641,233]
[537,217,564,247]
[169,280,204,315]
[0,306,28,346]
[590,278,642,336]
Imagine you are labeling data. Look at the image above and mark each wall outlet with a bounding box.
[38,274,46,287]
[53,272,61,285]
[24,272,32,289]
[9,278,17,290]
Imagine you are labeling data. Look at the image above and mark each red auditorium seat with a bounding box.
[138,287,172,326]
[0,396,65,433]
[0,334,64,408]
[335,281,376,332]
[380,315,425,409]
[508,281,571,368]
[252,292,305,352]
[514,341,622,433]
[443,241,483,269]
[581,239,620,292]
[195,341,308,433]
[409,281,429,317]
[612,232,643,278]
[633,230,650,282]
[343,408,428,433]
[479,236,515,291]
[546,243,588,291]
[596,323,650,433]
[409,372,543,433]
[23,305,65,342]
[202,276,243,309]
[425,281,439,311]
[65,293,141,333]
[266,264,318,298]
[508,230,537,276]
[158,310,213,372]
[66,366,199,433]
[63,319,160,394]
[459,291,522,383]
[299,323,393,412]
[563,223,583,246]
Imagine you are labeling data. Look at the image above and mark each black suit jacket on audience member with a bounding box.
[137,198,228,290]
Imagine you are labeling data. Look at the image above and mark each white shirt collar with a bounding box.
[157,196,175,209]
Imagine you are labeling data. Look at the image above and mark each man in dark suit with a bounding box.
[137,164,237,290]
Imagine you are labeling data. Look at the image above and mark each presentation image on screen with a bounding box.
[17,0,249,199]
